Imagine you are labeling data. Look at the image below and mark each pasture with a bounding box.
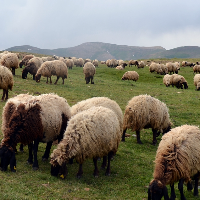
[0,61,199,199]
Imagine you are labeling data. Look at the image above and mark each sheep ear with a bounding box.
[147,188,152,200]
[163,186,169,200]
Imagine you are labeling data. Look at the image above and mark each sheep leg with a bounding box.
[50,76,52,84]
[136,130,142,144]
[152,129,157,145]
[32,140,39,170]
[77,164,83,178]
[62,78,64,84]
[33,74,35,80]
[27,142,33,164]
[42,141,53,161]
[187,181,193,191]
[93,157,99,177]
[101,156,107,169]
[1,89,6,101]
[86,77,90,84]
[178,179,187,200]
[5,90,8,101]
[46,77,49,84]
[122,128,127,142]
[54,76,60,85]
[91,77,94,84]
[105,151,113,176]
[170,183,176,200]
[193,172,200,196]
[12,68,15,75]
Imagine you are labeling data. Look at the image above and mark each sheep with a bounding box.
[50,106,121,179]
[106,59,111,67]
[71,97,123,134]
[149,62,159,73]
[129,60,139,67]
[110,59,118,68]
[92,59,99,67]
[41,56,55,62]
[65,59,74,69]
[174,62,180,70]
[160,64,168,74]
[84,58,91,63]
[0,93,71,172]
[137,61,145,68]
[121,71,139,81]
[163,74,172,87]
[194,74,200,90]
[166,62,178,74]
[171,74,188,89]
[148,125,200,200]
[35,60,68,84]
[0,53,19,75]
[0,65,14,101]
[83,62,96,84]
[181,61,187,67]
[0,51,10,59]
[75,58,84,67]
[116,65,124,70]
[101,61,106,64]
[22,57,43,80]
[122,95,172,144]
[19,55,35,68]
[193,64,200,74]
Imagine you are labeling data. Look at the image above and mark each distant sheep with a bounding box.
[148,125,200,199]
[166,62,178,74]
[137,61,145,68]
[75,58,84,67]
[35,60,68,84]
[0,93,71,172]
[116,65,124,70]
[92,59,99,67]
[121,71,139,81]
[129,60,138,67]
[193,65,200,74]
[194,74,200,90]
[83,62,96,84]
[19,55,35,68]
[84,58,91,63]
[0,65,13,101]
[171,74,188,89]
[0,53,19,75]
[163,74,172,87]
[22,57,43,80]
[50,106,121,179]
[122,95,172,144]
[65,59,74,69]
[110,59,118,68]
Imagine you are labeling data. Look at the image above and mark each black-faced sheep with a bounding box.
[166,62,178,74]
[0,53,19,75]
[19,55,35,68]
[193,65,200,74]
[50,106,121,179]
[194,74,200,90]
[0,65,14,101]
[0,93,71,172]
[171,74,188,89]
[35,60,68,84]
[110,59,118,68]
[129,60,138,67]
[148,125,200,200]
[22,57,43,80]
[83,62,96,84]
[122,95,172,145]
[121,71,139,81]
[138,61,145,68]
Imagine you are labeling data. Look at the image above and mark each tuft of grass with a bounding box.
[0,62,199,199]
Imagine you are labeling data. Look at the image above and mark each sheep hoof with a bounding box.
[32,166,39,171]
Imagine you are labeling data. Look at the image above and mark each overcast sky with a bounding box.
[1,0,200,51]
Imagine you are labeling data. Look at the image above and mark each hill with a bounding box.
[5,42,200,60]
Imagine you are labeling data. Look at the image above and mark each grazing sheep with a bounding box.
[41,56,55,62]
[110,59,118,68]
[116,65,124,70]
[19,55,35,68]
[0,51,10,59]
[0,65,14,101]
[193,65,200,74]
[0,93,71,172]
[166,62,178,74]
[75,58,84,67]
[83,62,96,84]
[163,74,172,87]
[92,59,99,67]
[22,57,43,80]
[171,74,188,89]
[71,97,123,134]
[174,62,180,70]
[137,61,145,68]
[84,58,91,64]
[148,125,200,200]
[122,95,172,144]
[35,60,68,84]
[159,64,168,74]
[121,71,139,81]
[50,106,121,179]
[181,61,187,67]
[129,60,139,67]
[65,59,74,69]
[194,74,200,90]
[106,59,111,67]
[0,53,19,75]
[149,62,162,74]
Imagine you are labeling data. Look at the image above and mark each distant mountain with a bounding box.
[5,42,200,60]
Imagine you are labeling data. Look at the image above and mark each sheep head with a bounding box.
[35,74,41,82]
[50,160,68,179]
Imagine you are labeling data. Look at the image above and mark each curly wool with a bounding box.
[0,53,19,70]
[71,97,123,134]
[123,94,171,133]
[153,125,200,185]
[0,65,13,91]
[121,71,139,81]
[83,62,96,78]
[50,106,121,166]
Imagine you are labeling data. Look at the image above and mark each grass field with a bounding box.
[0,61,199,199]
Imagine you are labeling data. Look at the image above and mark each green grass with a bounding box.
[0,63,199,199]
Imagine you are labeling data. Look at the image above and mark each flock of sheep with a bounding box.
[0,51,200,199]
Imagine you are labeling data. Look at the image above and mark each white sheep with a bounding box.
[122,95,172,144]
[194,74,200,90]
[50,106,121,179]
[193,65,200,74]
[148,125,200,199]
[0,93,71,172]
[83,62,96,84]
[0,53,19,75]
[35,60,68,84]
[137,61,145,68]
[22,57,43,80]
[65,59,74,69]
[129,60,139,67]
[171,74,188,89]
[92,59,99,67]
[0,65,14,101]
[121,71,139,81]
[110,59,118,68]
[163,74,172,87]
[166,62,178,74]
[75,58,84,67]
[115,65,124,70]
